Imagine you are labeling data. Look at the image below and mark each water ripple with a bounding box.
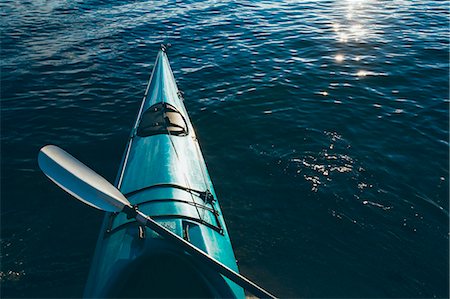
[1,0,448,297]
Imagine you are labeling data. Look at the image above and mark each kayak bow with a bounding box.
[79,48,247,298]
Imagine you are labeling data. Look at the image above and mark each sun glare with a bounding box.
[357,70,368,77]
[335,54,345,62]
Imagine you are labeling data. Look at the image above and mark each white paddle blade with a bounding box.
[38,145,130,212]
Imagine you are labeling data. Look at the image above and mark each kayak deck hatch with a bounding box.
[137,102,189,137]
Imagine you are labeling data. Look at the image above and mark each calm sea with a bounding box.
[1,0,448,298]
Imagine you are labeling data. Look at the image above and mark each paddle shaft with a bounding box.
[128,208,277,299]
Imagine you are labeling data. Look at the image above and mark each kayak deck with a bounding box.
[83,49,244,298]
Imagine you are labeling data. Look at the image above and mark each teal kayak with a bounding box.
[83,47,246,298]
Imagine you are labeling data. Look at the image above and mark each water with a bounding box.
[1,0,448,297]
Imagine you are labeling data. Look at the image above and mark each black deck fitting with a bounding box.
[161,43,172,52]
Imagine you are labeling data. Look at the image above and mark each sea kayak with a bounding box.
[83,47,245,298]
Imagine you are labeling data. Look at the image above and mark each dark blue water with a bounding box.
[1,1,448,298]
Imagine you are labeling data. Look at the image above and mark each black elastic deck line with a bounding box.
[124,183,214,203]
[136,198,218,215]
[105,196,223,237]
[137,198,224,233]
[105,214,223,237]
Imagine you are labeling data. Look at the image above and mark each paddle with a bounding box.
[38,145,276,299]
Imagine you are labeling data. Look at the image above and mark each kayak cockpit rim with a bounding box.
[102,251,236,298]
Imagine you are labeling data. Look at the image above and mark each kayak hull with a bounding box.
[84,50,244,298]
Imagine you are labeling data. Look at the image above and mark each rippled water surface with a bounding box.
[1,0,449,298]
